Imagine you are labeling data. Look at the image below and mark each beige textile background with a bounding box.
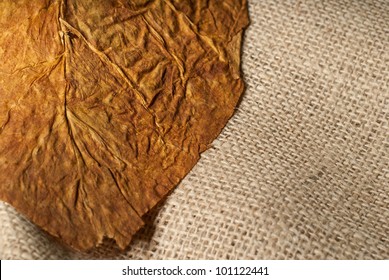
[1,0,388,259]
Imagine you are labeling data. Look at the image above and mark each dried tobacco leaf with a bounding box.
[0,0,249,251]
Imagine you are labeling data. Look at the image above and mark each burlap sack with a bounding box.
[1,0,388,259]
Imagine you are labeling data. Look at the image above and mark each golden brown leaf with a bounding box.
[0,0,249,250]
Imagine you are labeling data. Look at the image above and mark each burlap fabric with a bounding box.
[1,0,388,259]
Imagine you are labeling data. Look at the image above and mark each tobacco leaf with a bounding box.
[0,0,249,251]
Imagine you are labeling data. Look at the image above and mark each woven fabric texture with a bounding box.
[1,0,388,259]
